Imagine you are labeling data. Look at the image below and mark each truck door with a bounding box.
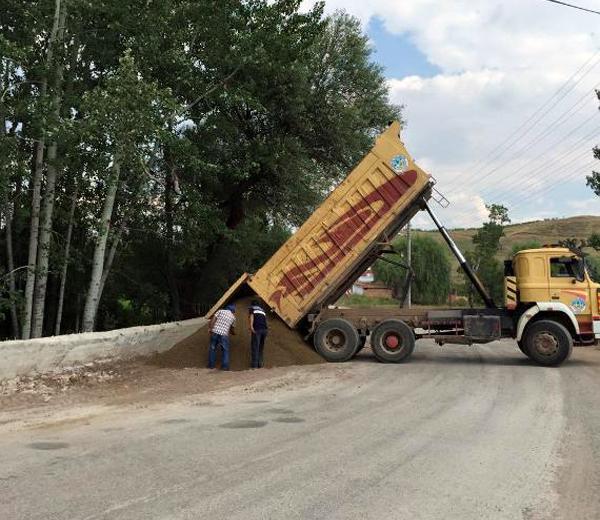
[549,256,593,334]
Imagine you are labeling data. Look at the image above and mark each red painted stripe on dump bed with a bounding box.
[268,170,418,309]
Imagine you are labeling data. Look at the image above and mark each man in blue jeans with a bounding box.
[207,303,236,370]
[248,299,268,368]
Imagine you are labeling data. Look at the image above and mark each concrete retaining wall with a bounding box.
[0,317,207,381]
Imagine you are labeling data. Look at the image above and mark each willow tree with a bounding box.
[374,234,451,305]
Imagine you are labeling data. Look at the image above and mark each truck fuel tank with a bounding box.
[463,315,502,342]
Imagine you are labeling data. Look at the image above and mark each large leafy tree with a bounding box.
[0,1,401,338]
[148,4,401,310]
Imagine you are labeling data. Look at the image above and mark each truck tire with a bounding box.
[517,339,529,357]
[523,320,573,366]
[314,319,360,362]
[353,335,368,357]
[370,320,415,363]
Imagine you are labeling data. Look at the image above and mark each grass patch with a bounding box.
[336,294,399,307]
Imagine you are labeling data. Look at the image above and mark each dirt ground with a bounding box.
[0,357,333,417]
[0,298,325,414]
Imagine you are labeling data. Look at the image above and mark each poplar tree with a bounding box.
[79,51,176,332]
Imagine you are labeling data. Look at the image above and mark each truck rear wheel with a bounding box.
[523,320,573,366]
[352,335,368,357]
[314,319,360,362]
[370,320,415,363]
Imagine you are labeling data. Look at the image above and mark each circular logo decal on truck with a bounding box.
[570,296,587,313]
[390,154,409,173]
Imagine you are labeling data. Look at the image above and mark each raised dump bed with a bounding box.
[208,121,434,327]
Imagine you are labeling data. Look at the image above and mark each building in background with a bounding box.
[350,269,393,299]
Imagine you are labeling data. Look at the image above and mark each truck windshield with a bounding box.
[550,257,585,281]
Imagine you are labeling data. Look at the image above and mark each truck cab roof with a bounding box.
[514,247,578,257]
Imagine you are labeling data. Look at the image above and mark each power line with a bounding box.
[442,112,599,223]
[440,157,597,228]
[442,83,599,212]
[455,80,600,195]
[449,144,596,223]
[504,145,597,201]
[444,49,600,195]
[541,0,600,15]
[439,137,598,224]
[483,150,597,213]
[476,114,599,199]
[508,158,598,208]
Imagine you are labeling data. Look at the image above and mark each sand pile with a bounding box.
[150,297,324,371]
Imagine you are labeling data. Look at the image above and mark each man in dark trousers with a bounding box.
[248,299,268,368]
[207,303,236,370]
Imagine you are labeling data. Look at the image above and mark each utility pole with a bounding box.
[406,221,412,308]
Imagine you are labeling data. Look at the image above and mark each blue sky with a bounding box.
[366,18,440,79]
[305,0,599,227]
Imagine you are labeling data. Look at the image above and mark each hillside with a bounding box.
[415,215,600,283]
[418,215,600,257]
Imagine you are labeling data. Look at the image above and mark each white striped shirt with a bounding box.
[211,309,236,336]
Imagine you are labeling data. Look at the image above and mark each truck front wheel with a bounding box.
[370,320,415,363]
[517,339,529,357]
[523,320,573,366]
[314,319,360,362]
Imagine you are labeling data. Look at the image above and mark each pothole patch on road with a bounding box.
[160,418,192,424]
[273,417,305,424]
[27,442,70,450]
[219,420,268,429]
[266,408,295,414]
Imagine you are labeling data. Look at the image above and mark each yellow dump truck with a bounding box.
[209,122,600,366]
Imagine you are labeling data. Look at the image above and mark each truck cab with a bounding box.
[506,247,600,350]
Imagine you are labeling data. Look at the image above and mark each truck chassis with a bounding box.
[309,305,576,367]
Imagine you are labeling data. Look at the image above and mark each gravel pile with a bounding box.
[150,297,324,371]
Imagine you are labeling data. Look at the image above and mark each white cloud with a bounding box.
[567,196,600,214]
[303,0,600,228]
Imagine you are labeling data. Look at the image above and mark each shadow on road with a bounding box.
[352,349,597,368]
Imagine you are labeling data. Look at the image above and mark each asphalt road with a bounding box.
[2,340,600,520]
